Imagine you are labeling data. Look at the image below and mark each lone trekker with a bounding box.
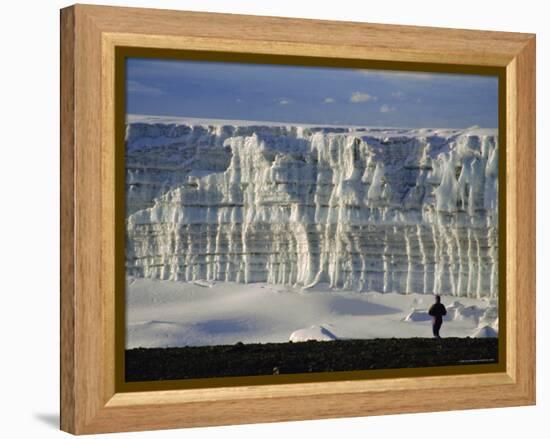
[428,295,447,338]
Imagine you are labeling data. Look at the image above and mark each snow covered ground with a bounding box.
[124,117,500,349]
[126,278,498,348]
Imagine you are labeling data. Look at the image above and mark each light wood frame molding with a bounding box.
[60,4,536,434]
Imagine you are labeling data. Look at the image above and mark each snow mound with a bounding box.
[479,306,499,326]
[447,301,465,310]
[454,305,485,322]
[289,324,338,342]
[404,308,431,322]
[446,301,465,320]
[471,325,498,338]
[193,279,216,288]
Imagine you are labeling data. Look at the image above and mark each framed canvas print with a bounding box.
[60,4,536,435]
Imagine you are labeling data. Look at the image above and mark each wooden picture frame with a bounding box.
[60,4,536,434]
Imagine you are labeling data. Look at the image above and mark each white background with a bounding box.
[0,0,546,437]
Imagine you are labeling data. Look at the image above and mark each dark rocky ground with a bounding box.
[125,337,498,382]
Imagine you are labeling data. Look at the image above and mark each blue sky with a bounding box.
[126,58,498,128]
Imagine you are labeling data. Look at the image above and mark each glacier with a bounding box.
[125,116,499,298]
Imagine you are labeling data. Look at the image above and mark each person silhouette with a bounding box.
[428,295,447,338]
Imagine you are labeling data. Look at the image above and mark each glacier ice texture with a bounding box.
[125,116,499,298]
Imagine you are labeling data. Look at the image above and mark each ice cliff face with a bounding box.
[125,117,499,298]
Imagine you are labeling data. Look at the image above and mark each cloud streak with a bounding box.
[358,70,435,82]
[127,80,165,97]
[350,92,378,103]
[277,98,291,105]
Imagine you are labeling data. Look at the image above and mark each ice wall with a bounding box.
[125,118,499,298]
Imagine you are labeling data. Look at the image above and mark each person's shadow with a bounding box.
[34,413,59,429]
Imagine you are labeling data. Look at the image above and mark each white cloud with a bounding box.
[276,98,292,105]
[236,98,244,103]
[324,97,336,104]
[391,91,405,99]
[127,80,165,96]
[380,104,396,113]
[350,92,378,103]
